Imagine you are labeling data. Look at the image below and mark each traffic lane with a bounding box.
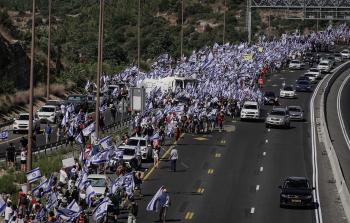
[340,77,350,145]
[326,70,350,185]
[136,131,231,222]
[0,109,120,155]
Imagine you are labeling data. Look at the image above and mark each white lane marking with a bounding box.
[265,139,268,143]
[256,185,260,191]
[250,207,255,214]
[259,166,264,172]
[337,74,350,152]
[262,151,266,156]
[272,84,278,87]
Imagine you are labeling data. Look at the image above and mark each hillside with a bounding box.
[0,0,329,94]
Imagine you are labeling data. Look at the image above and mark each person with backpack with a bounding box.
[127,197,138,223]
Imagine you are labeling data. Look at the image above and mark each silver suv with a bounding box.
[265,107,291,128]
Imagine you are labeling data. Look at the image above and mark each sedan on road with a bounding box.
[263,91,279,105]
[287,106,304,121]
[279,176,315,208]
[295,80,312,92]
[303,73,317,83]
[289,60,305,70]
[340,49,350,59]
[306,68,322,80]
[279,86,296,99]
[265,107,291,128]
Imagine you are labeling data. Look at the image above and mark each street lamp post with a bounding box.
[137,0,141,74]
[27,0,36,190]
[46,0,52,99]
[180,0,184,60]
[223,0,226,44]
[95,0,104,139]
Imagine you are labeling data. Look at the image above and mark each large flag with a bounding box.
[92,197,111,221]
[46,192,58,210]
[75,132,83,145]
[56,207,80,221]
[26,167,41,184]
[90,149,110,165]
[67,200,81,213]
[32,176,53,196]
[110,175,124,194]
[82,122,95,136]
[123,173,135,196]
[85,184,96,207]
[0,196,6,214]
[146,186,164,212]
[98,135,112,149]
[75,168,88,190]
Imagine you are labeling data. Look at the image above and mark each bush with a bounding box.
[0,174,18,195]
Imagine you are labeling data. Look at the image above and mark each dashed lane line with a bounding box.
[207,169,214,174]
[185,212,194,220]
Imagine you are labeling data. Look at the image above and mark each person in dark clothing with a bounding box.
[6,143,16,168]
[111,104,117,123]
[20,137,28,149]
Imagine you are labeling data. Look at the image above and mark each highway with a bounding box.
[134,66,320,223]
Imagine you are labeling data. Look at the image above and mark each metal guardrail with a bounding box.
[0,115,133,161]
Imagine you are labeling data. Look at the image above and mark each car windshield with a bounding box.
[283,86,293,91]
[264,92,275,97]
[320,62,328,66]
[284,179,309,189]
[297,81,309,85]
[40,107,55,112]
[270,110,286,116]
[304,74,313,77]
[124,148,136,156]
[291,60,300,64]
[244,105,257,110]
[288,107,301,112]
[67,96,85,101]
[309,68,318,72]
[88,178,106,187]
[18,115,29,120]
[127,139,146,146]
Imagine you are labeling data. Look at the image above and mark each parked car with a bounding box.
[288,60,305,70]
[36,105,60,124]
[65,94,88,112]
[117,145,142,168]
[263,91,279,105]
[279,86,296,99]
[317,60,331,73]
[334,53,343,62]
[303,73,317,83]
[295,80,313,92]
[287,106,304,121]
[265,107,291,128]
[124,137,152,160]
[279,176,315,208]
[340,49,350,59]
[79,174,107,202]
[13,113,40,134]
[240,101,260,120]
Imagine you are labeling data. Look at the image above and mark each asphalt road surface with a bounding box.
[132,64,327,223]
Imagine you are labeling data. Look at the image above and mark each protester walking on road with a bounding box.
[175,125,180,142]
[44,124,52,144]
[170,147,178,172]
[6,143,16,168]
[158,188,170,222]
[153,148,159,168]
[20,148,26,171]
[127,197,138,223]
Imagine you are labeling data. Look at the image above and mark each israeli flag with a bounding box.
[99,104,107,113]
[150,132,160,141]
[85,80,91,91]
[26,167,41,184]
[123,173,135,196]
[35,208,47,220]
[110,175,124,194]
[32,176,53,196]
[146,186,164,212]
[61,111,69,126]
[46,192,58,210]
[67,200,81,213]
[85,184,96,207]
[98,135,112,149]
[92,197,110,221]
[91,149,110,165]
[0,196,6,214]
[82,122,95,136]
[75,169,88,190]
[0,130,8,140]
[56,207,80,221]
[68,125,74,137]
[75,132,83,145]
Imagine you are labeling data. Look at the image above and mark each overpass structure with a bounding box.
[247,0,350,42]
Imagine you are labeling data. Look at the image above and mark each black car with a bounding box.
[263,91,279,105]
[279,177,315,208]
[65,94,89,112]
[295,80,312,92]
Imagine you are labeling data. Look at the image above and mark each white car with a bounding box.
[340,49,350,59]
[37,105,60,123]
[288,60,304,70]
[317,60,331,73]
[125,137,152,160]
[240,101,260,120]
[118,145,142,168]
[79,174,107,201]
[306,68,322,79]
[12,113,40,134]
[280,86,296,98]
[303,73,317,83]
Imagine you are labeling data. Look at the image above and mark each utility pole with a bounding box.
[137,0,141,74]
[96,0,104,139]
[247,0,252,43]
[223,0,226,44]
[46,0,52,99]
[180,0,184,60]
[27,0,36,191]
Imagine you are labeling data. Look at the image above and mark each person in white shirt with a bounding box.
[169,147,178,172]
[20,149,26,172]
[59,167,68,185]
[4,201,13,223]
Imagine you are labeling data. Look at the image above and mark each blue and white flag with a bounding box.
[98,135,112,149]
[92,197,110,221]
[91,149,110,165]
[0,130,8,140]
[76,168,88,190]
[46,192,58,210]
[32,176,52,197]
[0,196,6,215]
[150,132,160,141]
[82,122,95,136]
[35,208,47,221]
[110,175,124,194]
[146,186,164,211]
[56,207,80,221]
[67,200,81,213]
[61,111,69,126]
[99,104,107,113]
[26,167,41,184]
[75,132,83,145]
[123,173,135,196]
[85,184,96,207]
